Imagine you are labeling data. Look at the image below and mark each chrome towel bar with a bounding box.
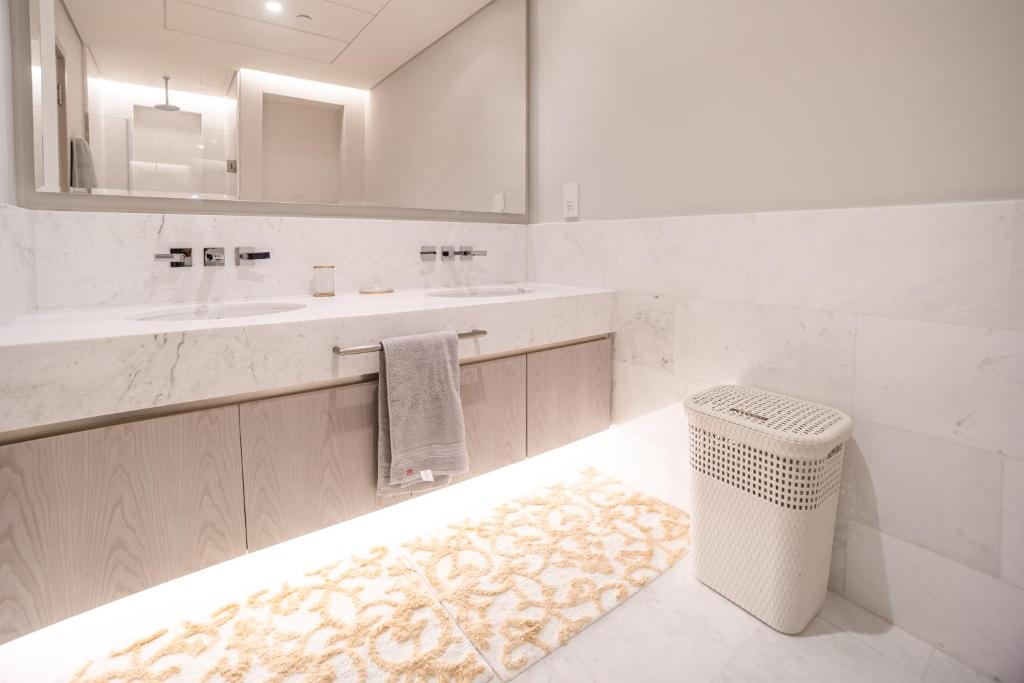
[332,329,487,357]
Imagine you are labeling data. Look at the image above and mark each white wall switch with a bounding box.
[492,192,506,213]
[563,181,580,219]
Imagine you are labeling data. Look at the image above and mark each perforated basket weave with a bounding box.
[684,385,853,634]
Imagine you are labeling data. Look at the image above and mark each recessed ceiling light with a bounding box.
[265,1,283,13]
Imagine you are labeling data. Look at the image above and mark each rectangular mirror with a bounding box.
[15,0,526,218]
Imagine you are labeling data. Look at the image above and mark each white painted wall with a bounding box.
[237,68,366,203]
[365,0,526,213]
[529,0,1024,222]
[0,0,17,205]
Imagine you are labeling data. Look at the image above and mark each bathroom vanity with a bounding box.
[0,285,613,643]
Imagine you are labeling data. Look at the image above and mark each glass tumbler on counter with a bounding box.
[313,265,335,297]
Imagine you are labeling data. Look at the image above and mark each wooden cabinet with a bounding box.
[526,338,612,456]
[0,406,246,644]
[240,355,529,550]
[460,355,527,478]
[0,337,608,643]
[239,381,383,552]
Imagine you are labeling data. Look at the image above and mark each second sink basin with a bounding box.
[428,286,534,298]
[130,302,307,322]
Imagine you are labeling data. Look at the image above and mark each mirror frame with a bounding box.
[7,0,528,224]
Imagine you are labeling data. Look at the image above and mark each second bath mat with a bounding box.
[402,468,690,680]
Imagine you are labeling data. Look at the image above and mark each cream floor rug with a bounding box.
[70,469,689,682]
[402,469,690,680]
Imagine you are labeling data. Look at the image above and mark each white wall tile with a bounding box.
[32,210,528,309]
[840,421,1003,575]
[673,297,857,413]
[854,315,1024,458]
[611,360,688,425]
[845,522,1024,683]
[753,201,1021,328]
[610,361,690,452]
[1003,457,1024,590]
[527,220,618,288]
[613,292,676,371]
[0,203,35,323]
[616,213,755,301]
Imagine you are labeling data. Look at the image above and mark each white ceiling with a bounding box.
[63,0,492,95]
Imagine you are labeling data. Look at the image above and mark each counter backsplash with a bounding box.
[7,209,527,312]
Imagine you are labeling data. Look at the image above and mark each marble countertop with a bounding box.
[0,283,614,436]
[0,283,606,346]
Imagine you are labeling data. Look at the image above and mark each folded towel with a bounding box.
[69,137,97,190]
[377,331,469,496]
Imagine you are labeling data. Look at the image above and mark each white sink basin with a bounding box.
[427,286,534,298]
[130,302,306,322]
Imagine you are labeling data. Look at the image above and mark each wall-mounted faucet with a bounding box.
[235,247,271,265]
[155,247,271,267]
[154,248,192,267]
[441,246,488,260]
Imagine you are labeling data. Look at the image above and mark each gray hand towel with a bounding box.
[377,331,469,496]
[69,137,97,190]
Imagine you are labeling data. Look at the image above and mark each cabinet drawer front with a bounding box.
[526,338,611,457]
[0,406,246,644]
[461,354,527,478]
[240,382,381,551]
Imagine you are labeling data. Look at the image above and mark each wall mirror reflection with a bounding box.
[19,0,526,215]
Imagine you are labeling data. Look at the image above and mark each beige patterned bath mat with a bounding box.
[71,546,494,683]
[69,469,688,682]
[402,469,690,680]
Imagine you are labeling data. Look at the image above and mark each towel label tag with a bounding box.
[420,469,435,482]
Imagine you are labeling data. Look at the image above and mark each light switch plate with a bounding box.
[563,181,580,220]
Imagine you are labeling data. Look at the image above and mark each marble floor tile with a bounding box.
[0,428,992,683]
[717,618,920,683]
[923,649,998,683]
[516,556,760,683]
[817,592,933,675]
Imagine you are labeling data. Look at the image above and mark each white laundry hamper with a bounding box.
[684,385,853,634]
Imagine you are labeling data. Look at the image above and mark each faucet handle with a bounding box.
[235,247,271,265]
[154,248,192,267]
[203,247,225,267]
[458,246,487,259]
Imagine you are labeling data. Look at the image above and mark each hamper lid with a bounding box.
[684,385,853,445]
